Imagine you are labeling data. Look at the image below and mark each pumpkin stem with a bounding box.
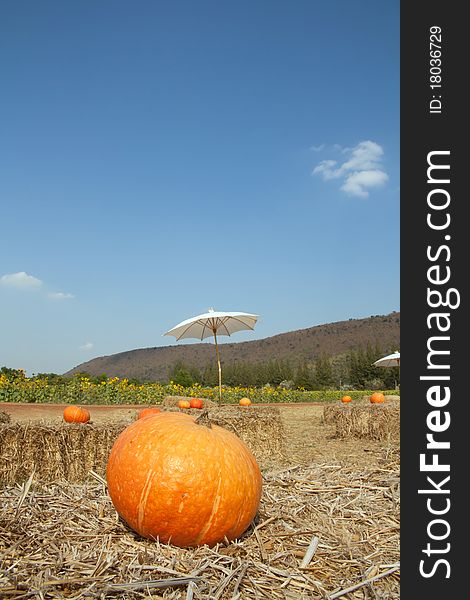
[194,409,212,428]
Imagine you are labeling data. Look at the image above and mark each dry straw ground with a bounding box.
[0,403,400,599]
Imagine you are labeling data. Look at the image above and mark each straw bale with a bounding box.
[0,448,399,598]
[0,407,285,485]
[157,405,286,468]
[332,404,400,441]
[210,406,285,466]
[0,411,10,424]
[321,404,343,425]
[0,422,127,486]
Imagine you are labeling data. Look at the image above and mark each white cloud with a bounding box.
[312,140,388,197]
[312,160,339,180]
[309,144,325,152]
[339,140,384,174]
[341,170,389,198]
[0,271,76,301]
[79,342,94,351]
[48,292,75,300]
[0,271,43,289]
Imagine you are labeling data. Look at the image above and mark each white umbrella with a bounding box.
[373,351,400,368]
[164,308,259,403]
[373,351,400,389]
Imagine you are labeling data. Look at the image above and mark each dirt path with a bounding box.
[278,405,390,467]
[278,405,325,461]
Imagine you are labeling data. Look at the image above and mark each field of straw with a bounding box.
[0,403,400,599]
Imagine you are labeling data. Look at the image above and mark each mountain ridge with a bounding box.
[65,311,400,381]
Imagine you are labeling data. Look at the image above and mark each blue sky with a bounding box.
[0,1,399,375]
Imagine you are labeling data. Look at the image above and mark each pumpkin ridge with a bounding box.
[137,466,158,532]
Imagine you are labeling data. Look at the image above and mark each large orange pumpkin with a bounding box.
[239,397,252,406]
[106,412,262,547]
[63,405,90,423]
[370,392,385,404]
[341,395,352,403]
[137,407,162,420]
[178,399,191,409]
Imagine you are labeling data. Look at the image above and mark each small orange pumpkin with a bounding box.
[178,399,191,409]
[341,395,352,403]
[189,398,204,409]
[370,392,385,404]
[239,397,252,406]
[106,411,262,547]
[63,405,90,423]
[138,407,162,420]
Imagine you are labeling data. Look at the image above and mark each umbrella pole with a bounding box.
[213,331,222,404]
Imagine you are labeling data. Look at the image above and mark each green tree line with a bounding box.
[168,343,399,390]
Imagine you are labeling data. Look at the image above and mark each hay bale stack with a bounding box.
[0,422,127,486]
[162,395,218,408]
[321,404,344,424]
[0,411,11,424]
[162,405,286,466]
[210,406,285,465]
[332,404,400,441]
[0,406,285,485]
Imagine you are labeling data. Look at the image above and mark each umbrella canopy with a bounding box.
[373,351,400,368]
[164,308,259,402]
[164,309,258,341]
